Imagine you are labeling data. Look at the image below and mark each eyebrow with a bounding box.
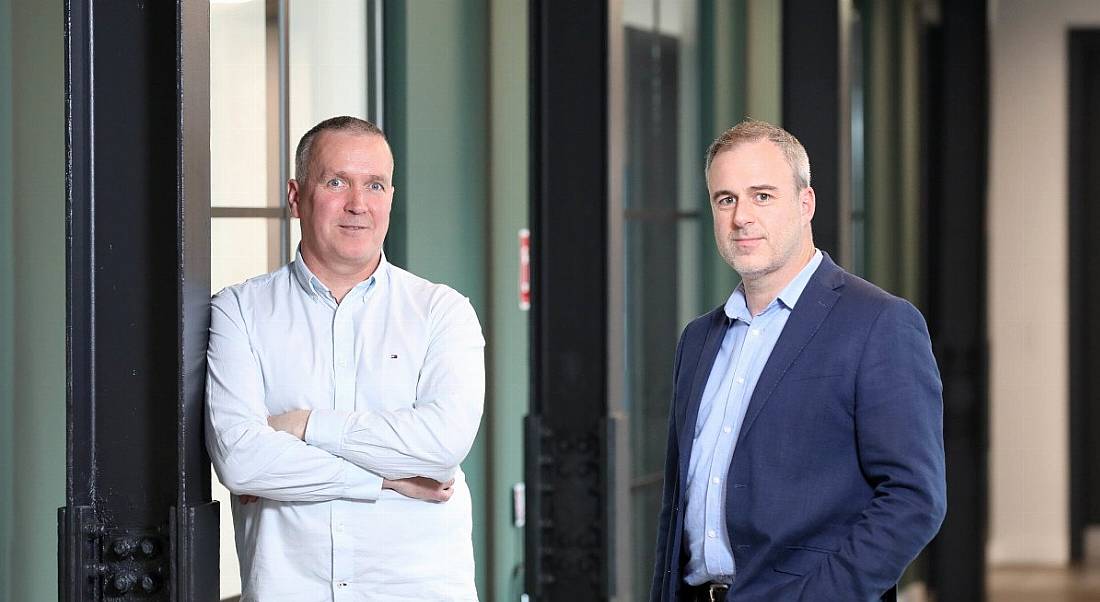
[710,184,779,200]
[322,170,390,184]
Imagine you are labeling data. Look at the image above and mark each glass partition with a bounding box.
[614,0,781,596]
[209,0,379,597]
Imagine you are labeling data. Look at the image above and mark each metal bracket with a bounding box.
[59,505,103,601]
[101,529,169,598]
[170,501,221,601]
[524,415,612,600]
[58,505,170,600]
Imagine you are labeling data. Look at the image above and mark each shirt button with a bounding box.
[334,522,344,532]
[751,329,761,336]
[723,426,732,434]
[336,581,348,588]
[337,358,347,367]
[707,529,717,538]
[735,376,745,384]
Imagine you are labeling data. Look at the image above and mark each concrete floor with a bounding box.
[988,566,1100,602]
[223,566,1100,602]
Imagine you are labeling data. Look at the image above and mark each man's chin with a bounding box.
[730,258,771,280]
[328,248,382,272]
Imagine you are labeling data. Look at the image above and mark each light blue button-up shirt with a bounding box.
[683,250,823,586]
[205,251,485,601]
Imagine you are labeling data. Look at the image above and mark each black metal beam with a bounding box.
[923,1,988,600]
[1068,28,1100,566]
[782,0,841,258]
[525,1,612,600]
[60,1,216,600]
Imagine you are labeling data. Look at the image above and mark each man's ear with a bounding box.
[800,186,816,224]
[288,179,302,218]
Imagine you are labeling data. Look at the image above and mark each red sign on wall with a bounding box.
[519,228,530,311]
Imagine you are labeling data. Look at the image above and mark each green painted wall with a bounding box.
[0,0,14,597]
[861,0,922,304]
[385,4,530,599]
[7,0,66,599]
[745,0,782,124]
[698,0,747,309]
[864,0,900,294]
[383,0,493,596]
[487,1,528,599]
[695,0,782,311]
[897,0,922,306]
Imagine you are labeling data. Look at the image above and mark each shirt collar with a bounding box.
[291,246,389,300]
[724,249,824,321]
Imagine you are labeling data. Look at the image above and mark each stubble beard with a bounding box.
[721,232,805,286]
[718,233,772,282]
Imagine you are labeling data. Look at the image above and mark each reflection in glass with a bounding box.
[621,0,703,597]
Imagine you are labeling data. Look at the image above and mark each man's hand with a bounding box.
[382,476,456,502]
[267,409,312,440]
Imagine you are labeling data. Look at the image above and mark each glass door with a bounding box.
[209,0,381,596]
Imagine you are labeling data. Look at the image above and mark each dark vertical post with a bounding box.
[782,0,841,258]
[924,1,988,600]
[1068,29,1100,565]
[59,1,216,600]
[525,1,611,600]
[382,3,408,268]
[175,1,219,600]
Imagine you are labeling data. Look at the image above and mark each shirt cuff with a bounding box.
[343,464,384,501]
[303,408,349,455]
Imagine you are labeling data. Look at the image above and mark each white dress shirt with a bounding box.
[205,252,484,601]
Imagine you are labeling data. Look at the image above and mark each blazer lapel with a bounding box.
[677,308,729,471]
[735,257,844,447]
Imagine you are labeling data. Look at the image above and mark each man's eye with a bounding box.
[369,182,385,192]
[717,196,735,206]
[755,193,771,202]
[326,178,345,188]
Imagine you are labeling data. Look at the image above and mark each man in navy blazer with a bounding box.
[650,120,946,602]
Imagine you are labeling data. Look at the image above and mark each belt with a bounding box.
[683,582,729,602]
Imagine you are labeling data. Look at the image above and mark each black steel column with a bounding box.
[1069,28,1100,565]
[782,0,841,258]
[923,1,988,600]
[525,1,612,600]
[59,1,217,600]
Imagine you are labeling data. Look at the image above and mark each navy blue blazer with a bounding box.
[650,255,947,601]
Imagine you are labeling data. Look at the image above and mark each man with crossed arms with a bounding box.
[206,116,483,601]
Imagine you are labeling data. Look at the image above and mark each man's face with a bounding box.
[288,131,394,275]
[707,139,814,283]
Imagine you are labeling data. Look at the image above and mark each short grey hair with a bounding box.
[705,119,811,190]
[294,116,386,183]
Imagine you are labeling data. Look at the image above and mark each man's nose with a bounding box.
[731,202,755,227]
[345,186,368,213]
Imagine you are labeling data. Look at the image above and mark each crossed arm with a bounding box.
[261,410,456,503]
[205,291,485,504]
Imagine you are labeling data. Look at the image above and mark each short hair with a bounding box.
[705,119,811,190]
[294,116,386,183]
